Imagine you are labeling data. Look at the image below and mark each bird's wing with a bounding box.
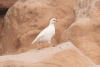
[31,35,44,45]
[31,28,48,45]
[36,27,49,39]
[34,25,54,42]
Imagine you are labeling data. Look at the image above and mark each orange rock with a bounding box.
[60,18,100,65]
[2,0,77,55]
[0,0,18,8]
[0,42,97,67]
[59,1,100,65]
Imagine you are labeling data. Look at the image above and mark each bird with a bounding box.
[31,18,57,50]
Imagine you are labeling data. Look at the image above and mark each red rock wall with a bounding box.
[1,0,77,55]
[60,0,100,65]
[0,0,18,8]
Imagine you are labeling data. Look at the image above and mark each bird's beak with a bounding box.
[56,21,57,22]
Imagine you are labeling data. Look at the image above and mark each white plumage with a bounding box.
[31,18,57,49]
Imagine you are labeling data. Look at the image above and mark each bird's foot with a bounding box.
[37,46,42,50]
[37,47,41,50]
[37,48,41,50]
[49,44,55,47]
[52,44,55,47]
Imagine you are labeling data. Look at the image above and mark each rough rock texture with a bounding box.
[1,0,100,66]
[0,20,3,56]
[0,21,3,33]
[2,0,77,55]
[91,1,100,24]
[0,0,18,8]
[60,18,100,65]
[60,0,100,65]
[0,42,97,67]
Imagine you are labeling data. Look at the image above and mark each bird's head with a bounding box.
[50,18,57,24]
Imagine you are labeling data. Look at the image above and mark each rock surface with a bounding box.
[0,42,97,67]
[60,0,100,65]
[1,0,100,67]
[60,18,100,65]
[2,0,77,55]
[0,0,18,8]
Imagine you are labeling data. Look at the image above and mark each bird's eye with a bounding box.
[53,20,55,21]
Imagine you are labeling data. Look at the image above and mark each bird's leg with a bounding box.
[38,42,41,50]
[48,41,54,47]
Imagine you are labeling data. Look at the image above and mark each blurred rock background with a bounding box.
[0,0,100,67]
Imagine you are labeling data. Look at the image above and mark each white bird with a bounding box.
[31,18,57,50]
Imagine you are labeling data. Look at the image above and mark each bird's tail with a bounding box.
[31,39,37,45]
